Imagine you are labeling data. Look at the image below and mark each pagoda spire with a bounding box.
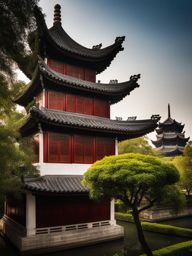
[168,103,171,118]
[53,4,62,26]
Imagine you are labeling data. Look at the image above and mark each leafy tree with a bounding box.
[0,76,37,215]
[0,1,44,216]
[0,0,40,78]
[183,142,192,157]
[118,137,154,155]
[173,153,192,196]
[83,153,182,256]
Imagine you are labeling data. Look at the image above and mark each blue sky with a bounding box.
[37,0,192,140]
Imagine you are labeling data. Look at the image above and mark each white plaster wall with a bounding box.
[38,163,91,176]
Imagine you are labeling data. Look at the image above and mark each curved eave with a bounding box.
[159,146,184,156]
[20,107,160,141]
[38,20,125,73]
[159,118,183,128]
[156,124,184,134]
[156,132,185,139]
[14,61,140,106]
[14,67,41,106]
[152,136,189,148]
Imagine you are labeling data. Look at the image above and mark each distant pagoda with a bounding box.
[152,104,189,156]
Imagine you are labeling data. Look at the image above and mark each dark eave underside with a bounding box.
[15,60,140,106]
[20,107,159,140]
[24,175,89,194]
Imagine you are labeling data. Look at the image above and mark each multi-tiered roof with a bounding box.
[152,104,189,156]
[16,5,160,141]
[36,4,125,74]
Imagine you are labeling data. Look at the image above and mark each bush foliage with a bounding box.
[141,240,192,256]
[116,212,192,238]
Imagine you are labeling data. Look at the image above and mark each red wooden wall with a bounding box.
[47,59,96,82]
[6,195,26,226]
[43,132,115,164]
[45,91,110,118]
[36,195,110,228]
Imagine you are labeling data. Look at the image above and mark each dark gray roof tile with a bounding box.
[39,60,139,94]
[18,107,160,139]
[29,107,159,134]
[24,175,88,193]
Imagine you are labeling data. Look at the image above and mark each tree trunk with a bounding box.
[132,208,153,256]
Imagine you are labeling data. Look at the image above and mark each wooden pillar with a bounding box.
[42,89,46,107]
[112,138,118,225]
[39,132,44,165]
[26,193,36,236]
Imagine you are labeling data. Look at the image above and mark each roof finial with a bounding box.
[53,4,61,26]
[168,103,171,118]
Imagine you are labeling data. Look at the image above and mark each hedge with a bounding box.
[115,212,192,238]
[141,240,192,256]
[115,212,134,223]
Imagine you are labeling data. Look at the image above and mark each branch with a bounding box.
[130,187,135,205]
[138,189,146,205]
[118,193,131,207]
[133,185,142,205]
[138,198,157,214]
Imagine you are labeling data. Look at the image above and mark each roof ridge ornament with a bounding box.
[130,74,141,82]
[53,4,62,26]
[115,36,125,43]
[92,43,102,50]
[151,114,161,121]
[168,103,171,118]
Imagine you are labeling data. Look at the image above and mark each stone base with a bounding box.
[140,207,192,221]
[2,217,124,253]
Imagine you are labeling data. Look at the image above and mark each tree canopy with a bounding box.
[118,137,154,155]
[173,144,192,196]
[83,153,182,256]
[0,78,38,215]
[0,0,40,78]
[0,1,44,216]
[183,142,192,157]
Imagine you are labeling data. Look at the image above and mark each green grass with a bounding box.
[141,240,192,256]
[116,212,192,255]
[115,212,192,238]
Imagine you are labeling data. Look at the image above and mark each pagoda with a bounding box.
[2,4,160,252]
[152,104,189,156]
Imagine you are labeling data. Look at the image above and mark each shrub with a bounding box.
[116,212,192,238]
[142,222,192,238]
[141,240,192,256]
[115,212,134,222]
